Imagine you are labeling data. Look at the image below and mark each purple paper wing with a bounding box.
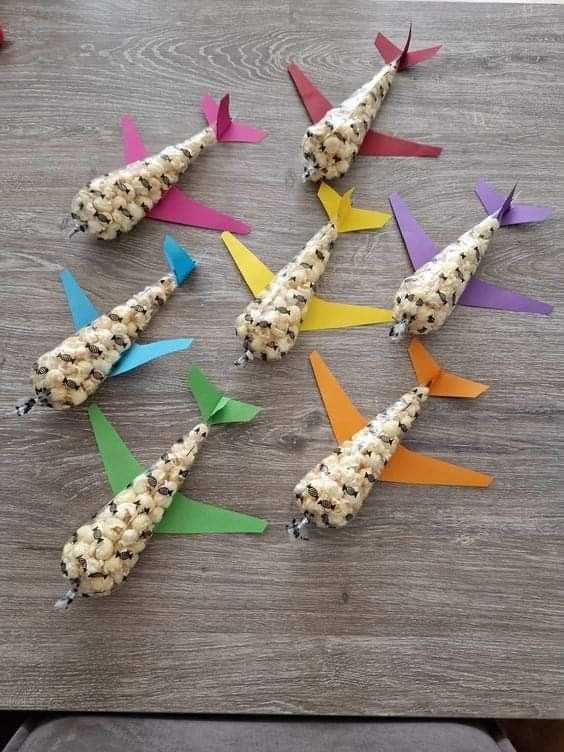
[389,192,440,269]
[459,278,553,315]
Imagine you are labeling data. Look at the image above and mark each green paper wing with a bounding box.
[186,366,261,425]
[87,405,267,535]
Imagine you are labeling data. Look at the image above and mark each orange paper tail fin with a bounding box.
[408,339,488,399]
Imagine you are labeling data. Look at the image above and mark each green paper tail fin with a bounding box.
[186,366,262,426]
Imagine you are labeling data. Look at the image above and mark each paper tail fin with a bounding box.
[475,178,554,226]
[408,339,488,399]
[317,183,391,233]
[162,235,197,285]
[375,26,441,70]
[186,366,262,426]
[201,94,268,143]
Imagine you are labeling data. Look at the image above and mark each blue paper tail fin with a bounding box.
[475,178,554,227]
[163,235,197,285]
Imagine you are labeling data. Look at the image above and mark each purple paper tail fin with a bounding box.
[475,178,554,226]
[375,26,441,70]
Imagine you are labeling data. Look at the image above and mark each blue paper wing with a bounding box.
[110,338,193,377]
[60,269,100,329]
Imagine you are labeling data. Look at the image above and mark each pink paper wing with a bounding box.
[121,115,148,163]
[148,187,251,234]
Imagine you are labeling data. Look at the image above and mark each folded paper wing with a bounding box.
[186,366,262,425]
[221,232,392,330]
[88,405,267,534]
[121,114,251,234]
[309,350,492,487]
[200,95,268,143]
[317,183,391,232]
[388,192,552,315]
[60,268,193,378]
[287,64,441,157]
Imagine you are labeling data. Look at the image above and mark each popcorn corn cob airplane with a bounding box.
[288,27,442,183]
[223,183,393,365]
[70,95,267,240]
[288,341,492,540]
[389,179,553,338]
[16,237,195,415]
[56,368,267,608]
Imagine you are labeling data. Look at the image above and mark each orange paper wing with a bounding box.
[309,351,368,444]
[380,445,493,487]
[408,339,488,399]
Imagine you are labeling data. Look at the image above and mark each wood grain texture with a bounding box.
[0,0,563,717]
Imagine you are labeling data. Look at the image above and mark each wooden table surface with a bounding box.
[0,0,562,718]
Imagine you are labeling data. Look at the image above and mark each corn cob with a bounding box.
[302,63,397,182]
[16,273,178,415]
[71,127,216,240]
[234,222,338,365]
[289,386,428,537]
[56,424,208,608]
[390,214,499,338]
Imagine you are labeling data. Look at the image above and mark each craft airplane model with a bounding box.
[310,341,492,489]
[288,28,442,161]
[390,179,553,315]
[222,184,393,335]
[121,95,267,235]
[62,235,194,377]
[88,403,267,535]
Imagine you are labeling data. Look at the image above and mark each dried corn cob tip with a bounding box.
[234,184,390,365]
[55,424,209,608]
[302,62,397,182]
[390,214,500,339]
[71,127,216,240]
[288,386,429,537]
[16,271,180,416]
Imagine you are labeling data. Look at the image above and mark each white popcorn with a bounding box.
[234,223,338,365]
[55,424,208,608]
[290,386,428,534]
[302,63,397,182]
[391,215,499,338]
[71,128,217,240]
[16,274,178,415]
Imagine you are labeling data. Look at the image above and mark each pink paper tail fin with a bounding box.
[475,178,554,226]
[375,27,441,70]
[201,94,268,144]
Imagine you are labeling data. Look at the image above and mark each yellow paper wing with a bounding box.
[222,231,274,297]
[317,183,391,233]
[302,297,393,331]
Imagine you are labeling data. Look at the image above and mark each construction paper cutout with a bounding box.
[110,339,193,377]
[201,94,268,143]
[88,404,267,534]
[317,183,391,232]
[288,64,333,123]
[288,63,441,157]
[374,32,441,70]
[359,130,442,158]
[309,351,368,445]
[380,445,492,487]
[408,339,488,398]
[186,366,261,425]
[309,351,492,488]
[389,191,553,315]
[222,232,393,330]
[121,114,252,234]
[163,234,197,284]
[60,269,100,329]
[475,179,553,226]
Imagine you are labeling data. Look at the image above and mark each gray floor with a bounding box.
[0,1,562,716]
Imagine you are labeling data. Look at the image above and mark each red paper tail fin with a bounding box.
[375,26,441,70]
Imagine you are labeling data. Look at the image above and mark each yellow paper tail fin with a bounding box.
[408,339,488,399]
[317,182,391,233]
